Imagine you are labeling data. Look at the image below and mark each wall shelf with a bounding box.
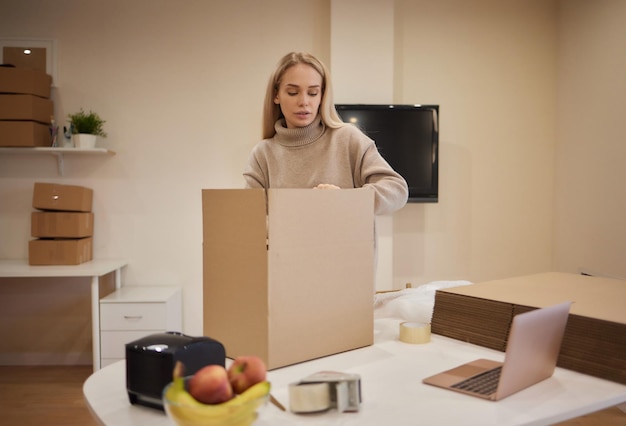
[0,147,116,175]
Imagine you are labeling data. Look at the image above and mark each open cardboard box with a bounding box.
[202,189,375,369]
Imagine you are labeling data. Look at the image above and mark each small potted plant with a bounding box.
[67,108,107,148]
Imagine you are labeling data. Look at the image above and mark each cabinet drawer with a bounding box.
[100,303,168,330]
[101,330,155,358]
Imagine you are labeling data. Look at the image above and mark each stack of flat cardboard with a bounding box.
[431,272,626,385]
[29,182,94,265]
[0,67,53,147]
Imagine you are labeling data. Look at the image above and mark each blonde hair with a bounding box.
[262,52,345,139]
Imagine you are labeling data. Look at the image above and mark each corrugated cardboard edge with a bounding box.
[266,189,374,368]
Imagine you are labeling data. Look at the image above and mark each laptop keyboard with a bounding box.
[451,366,502,395]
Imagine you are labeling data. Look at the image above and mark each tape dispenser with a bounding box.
[288,371,362,414]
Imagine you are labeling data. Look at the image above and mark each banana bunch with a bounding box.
[163,363,270,426]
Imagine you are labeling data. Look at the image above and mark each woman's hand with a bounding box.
[314,184,340,190]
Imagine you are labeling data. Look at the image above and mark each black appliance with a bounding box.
[125,331,225,410]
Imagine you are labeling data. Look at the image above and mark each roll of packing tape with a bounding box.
[399,322,431,344]
[289,382,331,413]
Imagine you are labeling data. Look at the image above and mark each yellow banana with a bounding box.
[163,362,208,424]
[221,381,271,408]
[164,361,271,426]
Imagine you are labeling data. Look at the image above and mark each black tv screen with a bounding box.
[335,104,439,203]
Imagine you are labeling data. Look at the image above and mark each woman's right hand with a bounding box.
[314,184,340,190]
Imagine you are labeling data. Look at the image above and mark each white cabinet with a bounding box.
[99,286,182,367]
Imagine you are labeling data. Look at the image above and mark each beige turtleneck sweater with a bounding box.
[243,117,408,215]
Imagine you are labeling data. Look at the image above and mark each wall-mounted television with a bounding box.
[336,104,439,203]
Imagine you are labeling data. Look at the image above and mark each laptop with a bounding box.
[422,301,571,401]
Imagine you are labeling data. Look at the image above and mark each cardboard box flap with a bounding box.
[267,188,374,247]
[202,189,267,246]
[202,189,270,361]
[266,188,374,367]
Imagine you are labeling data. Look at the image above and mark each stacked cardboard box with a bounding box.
[202,189,375,370]
[29,182,94,265]
[0,66,53,147]
[431,273,626,385]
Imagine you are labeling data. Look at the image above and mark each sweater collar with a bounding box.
[274,115,325,147]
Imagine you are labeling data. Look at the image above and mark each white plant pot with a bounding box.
[73,134,97,149]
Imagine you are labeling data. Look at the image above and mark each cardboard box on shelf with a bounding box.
[0,94,53,124]
[202,189,375,370]
[28,237,93,265]
[32,182,93,212]
[31,211,94,238]
[0,121,51,147]
[0,67,52,98]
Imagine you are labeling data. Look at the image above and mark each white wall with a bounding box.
[554,0,626,280]
[330,0,397,291]
[1,0,624,364]
[393,0,558,284]
[330,0,559,288]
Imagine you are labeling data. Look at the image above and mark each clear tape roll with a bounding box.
[399,321,431,344]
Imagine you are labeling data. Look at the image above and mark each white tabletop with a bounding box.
[0,258,128,278]
[83,318,626,426]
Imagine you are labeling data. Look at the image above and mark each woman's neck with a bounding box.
[274,116,325,147]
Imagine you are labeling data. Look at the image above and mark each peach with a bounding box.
[227,355,267,394]
[188,364,233,404]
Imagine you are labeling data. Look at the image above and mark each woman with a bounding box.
[243,51,408,215]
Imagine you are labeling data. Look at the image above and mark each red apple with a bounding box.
[227,355,267,394]
[188,365,233,404]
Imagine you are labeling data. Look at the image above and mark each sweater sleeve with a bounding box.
[242,144,267,188]
[359,142,409,215]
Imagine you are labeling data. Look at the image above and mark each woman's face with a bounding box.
[274,63,323,129]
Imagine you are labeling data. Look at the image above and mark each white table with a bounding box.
[0,258,128,371]
[83,318,626,425]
